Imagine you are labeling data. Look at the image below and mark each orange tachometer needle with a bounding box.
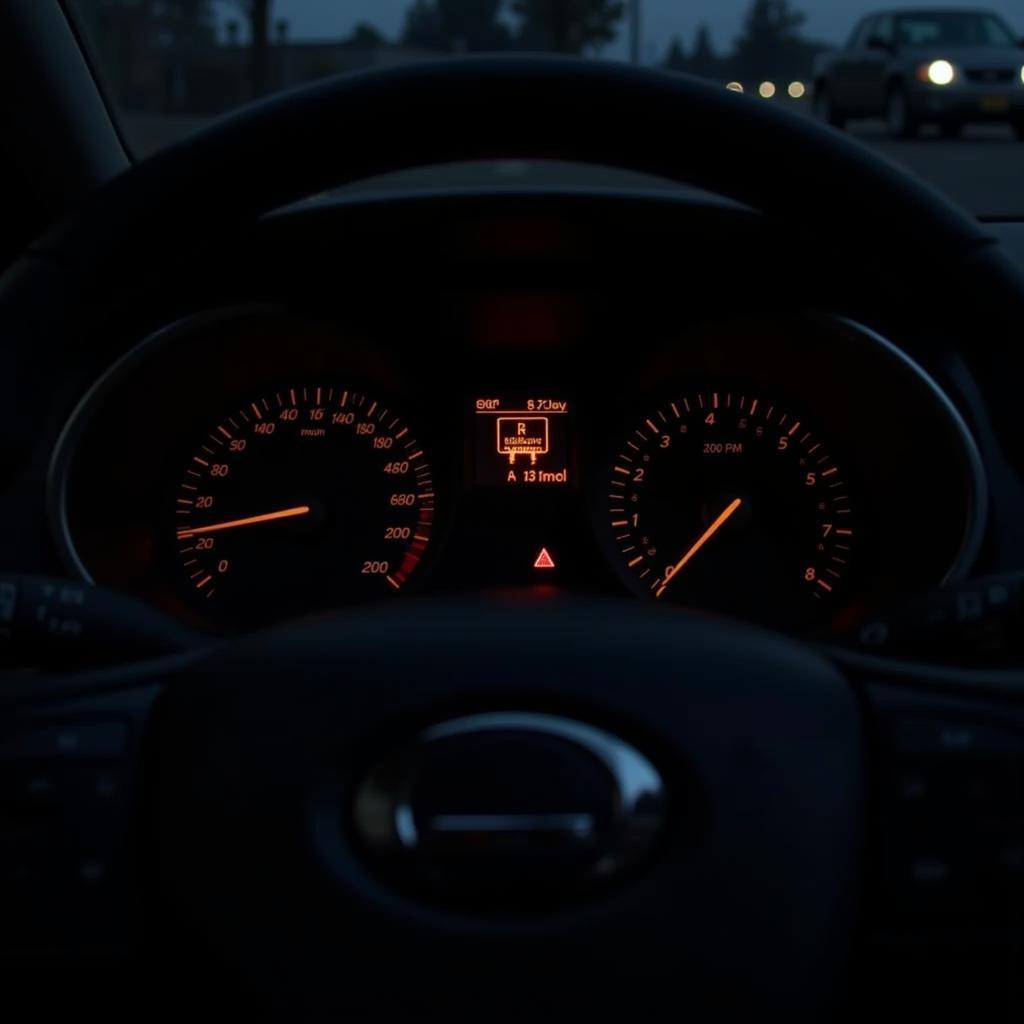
[655,497,743,599]
[176,505,311,540]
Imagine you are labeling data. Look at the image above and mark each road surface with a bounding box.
[850,123,1023,218]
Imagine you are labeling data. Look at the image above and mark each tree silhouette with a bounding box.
[156,0,217,45]
[689,24,718,79]
[663,36,688,73]
[72,0,218,110]
[75,0,216,49]
[226,0,272,97]
[340,23,387,51]
[512,0,626,54]
[402,0,510,52]
[733,0,807,80]
[402,0,440,48]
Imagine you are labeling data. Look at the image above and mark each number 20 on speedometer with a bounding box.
[174,386,436,627]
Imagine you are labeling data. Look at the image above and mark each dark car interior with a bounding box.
[1,1,1023,1020]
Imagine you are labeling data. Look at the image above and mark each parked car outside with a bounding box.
[814,8,1024,137]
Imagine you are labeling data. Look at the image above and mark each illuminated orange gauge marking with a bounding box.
[176,505,312,540]
[612,391,856,619]
[175,387,437,617]
[497,417,549,465]
[656,498,743,599]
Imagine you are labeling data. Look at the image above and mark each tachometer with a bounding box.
[174,386,435,626]
[604,390,857,627]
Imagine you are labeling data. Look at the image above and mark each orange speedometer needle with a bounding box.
[176,505,311,540]
[655,497,743,599]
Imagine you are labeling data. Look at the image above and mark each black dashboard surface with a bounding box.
[2,190,1021,637]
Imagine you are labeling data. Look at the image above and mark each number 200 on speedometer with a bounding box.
[174,386,436,627]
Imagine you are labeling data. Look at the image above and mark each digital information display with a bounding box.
[474,396,571,487]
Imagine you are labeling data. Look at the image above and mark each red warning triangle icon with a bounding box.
[533,547,556,570]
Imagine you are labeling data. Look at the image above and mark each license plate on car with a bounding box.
[979,96,1010,113]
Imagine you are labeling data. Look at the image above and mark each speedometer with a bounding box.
[603,389,857,627]
[174,385,435,627]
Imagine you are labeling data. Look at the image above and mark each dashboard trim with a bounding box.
[46,304,282,585]
[824,314,988,587]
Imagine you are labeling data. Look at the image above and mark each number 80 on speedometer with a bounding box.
[174,386,436,627]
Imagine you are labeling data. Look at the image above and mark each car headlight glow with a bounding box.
[921,59,956,86]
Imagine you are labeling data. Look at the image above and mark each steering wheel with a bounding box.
[2,57,1023,1021]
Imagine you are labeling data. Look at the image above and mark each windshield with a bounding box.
[64,1,1024,217]
[895,11,1018,48]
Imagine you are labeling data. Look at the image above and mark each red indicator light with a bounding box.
[533,548,556,570]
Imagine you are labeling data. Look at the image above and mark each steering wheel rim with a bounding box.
[27,55,995,272]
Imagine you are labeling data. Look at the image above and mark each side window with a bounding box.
[874,15,894,46]
[849,17,877,51]
[982,15,1016,46]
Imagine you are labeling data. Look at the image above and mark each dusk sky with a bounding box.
[213,1,1024,60]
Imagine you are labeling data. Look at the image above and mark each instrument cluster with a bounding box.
[49,306,986,635]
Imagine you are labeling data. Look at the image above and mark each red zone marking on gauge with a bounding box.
[175,387,435,604]
[609,391,854,603]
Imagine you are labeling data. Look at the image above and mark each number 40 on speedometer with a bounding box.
[174,386,436,627]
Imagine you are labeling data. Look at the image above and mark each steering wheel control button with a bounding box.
[891,717,1024,756]
[846,573,1023,662]
[871,691,1024,927]
[0,719,129,759]
[352,712,666,910]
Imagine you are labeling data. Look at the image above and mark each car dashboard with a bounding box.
[3,43,1024,1009]
[17,188,1004,645]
